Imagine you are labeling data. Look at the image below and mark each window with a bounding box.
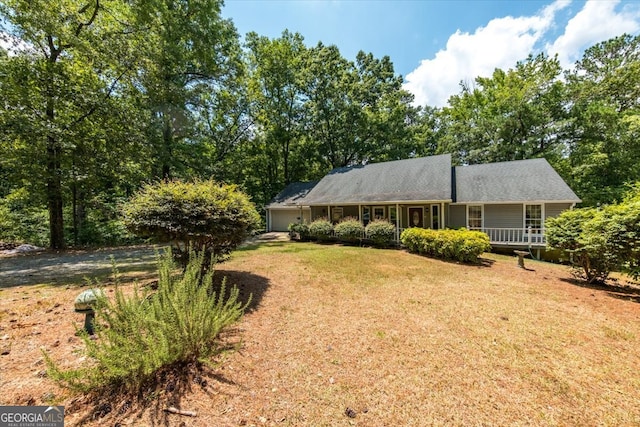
[362,207,371,225]
[431,204,440,229]
[525,204,542,232]
[332,207,343,223]
[468,205,482,229]
[373,206,385,220]
[389,207,397,225]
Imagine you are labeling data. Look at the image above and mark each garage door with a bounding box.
[270,210,301,231]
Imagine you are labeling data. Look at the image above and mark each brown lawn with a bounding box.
[2,241,640,426]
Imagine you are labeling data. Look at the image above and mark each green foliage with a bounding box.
[308,217,334,241]
[547,187,640,282]
[333,217,364,243]
[365,219,396,247]
[45,249,249,393]
[121,180,260,263]
[288,222,310,241]
[400,228,491,263]
[0,188,49,246]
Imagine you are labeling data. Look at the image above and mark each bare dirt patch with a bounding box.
[2,241,640,426]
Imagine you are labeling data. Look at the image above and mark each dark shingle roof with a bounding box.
[454,158,581,203]
[266,181,318,208]
[301,154,452,205]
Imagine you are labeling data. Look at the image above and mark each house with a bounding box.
[265,154,581,248]
[265,181,317,233]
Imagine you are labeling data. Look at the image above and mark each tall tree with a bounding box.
[302,45,418,169]
[0,0,140,248]
[439,54,567,165]
[245,30,308,201]
[132,0,243,180]
[564,34,640,205]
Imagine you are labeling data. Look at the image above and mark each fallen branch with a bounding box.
[164,406,197,417]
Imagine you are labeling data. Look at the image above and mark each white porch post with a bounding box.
[328,205,331,221]
[359,205,362,223]
[396,203,400,241]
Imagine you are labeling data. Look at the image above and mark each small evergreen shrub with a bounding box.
[400,228,490,263]
[365,219,396,247]
[122,180,260,264]
[333,217,364,243]
[309,218,334,241]
[288,222,310,241]
[44,249,249,393]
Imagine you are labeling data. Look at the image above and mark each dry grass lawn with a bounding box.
[2,240,640,426]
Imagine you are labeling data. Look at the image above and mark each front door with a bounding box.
[408,207,424,228]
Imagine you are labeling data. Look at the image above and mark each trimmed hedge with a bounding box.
[309,218,334,241]
[334,217,364,243]
[288,222,310,241]
[365,219,396,247]
[400,227,490,263]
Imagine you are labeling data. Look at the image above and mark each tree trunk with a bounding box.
[47,136,65,249]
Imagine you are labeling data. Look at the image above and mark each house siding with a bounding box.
[545,203,572,220]
[485,204,523,228]
[449,205,466,228]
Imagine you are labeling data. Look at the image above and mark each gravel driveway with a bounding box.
[0,246,163,288]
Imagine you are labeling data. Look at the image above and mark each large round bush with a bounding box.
[122,180,260,262]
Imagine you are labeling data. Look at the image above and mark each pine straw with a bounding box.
[2,242,640,426]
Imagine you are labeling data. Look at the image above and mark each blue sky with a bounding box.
[223,0,640,107]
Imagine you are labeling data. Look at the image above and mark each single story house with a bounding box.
[265,154,581,248]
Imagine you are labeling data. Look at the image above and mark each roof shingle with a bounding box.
[454,158,581,203]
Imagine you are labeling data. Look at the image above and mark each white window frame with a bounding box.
[524,204,544,233]
[467,205,484,229]
[389,206,398,225]
[373,206,386,220]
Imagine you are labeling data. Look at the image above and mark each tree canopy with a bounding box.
[0,0,638,248]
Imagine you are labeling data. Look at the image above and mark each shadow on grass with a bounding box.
[68,356,239,427]
[560,277,640,303]
[213,269,271,313]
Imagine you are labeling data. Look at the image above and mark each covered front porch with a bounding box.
[310,202,448,239]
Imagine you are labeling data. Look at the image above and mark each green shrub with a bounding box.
[0,188,49,246]
[333,217,364,243]
[309,217,334,241]
[122,180,260,264]
[288,222,310,241]
[365,219,396,247]
[400,227,490,263]
[547,188,640,283]
[546,207,609,283]
[44,249,249,393]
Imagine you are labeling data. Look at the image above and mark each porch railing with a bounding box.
[469,227,545,246]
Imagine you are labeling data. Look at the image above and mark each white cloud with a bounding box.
[404,0,640,108]
[546,0,640,68]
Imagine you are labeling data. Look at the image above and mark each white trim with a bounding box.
[408,206,426,228]
[467,204,484,229]
[302,199,452,206]
[523,203,545,231]
[373,206,386,220]
[451,200,579,205]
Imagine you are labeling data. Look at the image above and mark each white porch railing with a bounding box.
[469,227,546,246]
